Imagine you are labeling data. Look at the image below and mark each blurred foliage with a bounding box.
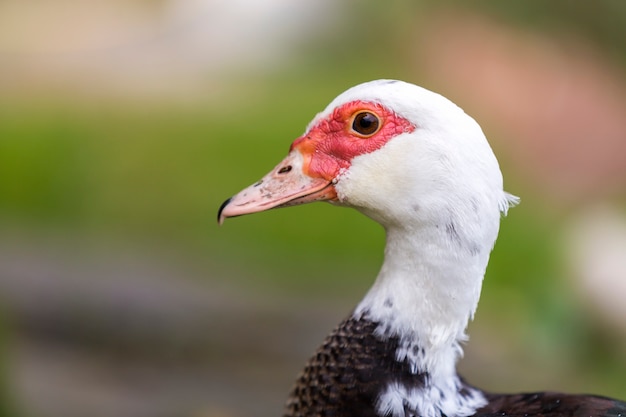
[0,313,15,417]
[429,0,626,61]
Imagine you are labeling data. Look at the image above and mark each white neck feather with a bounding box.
[355,220,487,378]
[353,216,497,417]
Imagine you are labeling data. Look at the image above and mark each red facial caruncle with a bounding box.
[291,100,415,182]
[218,100,415,224]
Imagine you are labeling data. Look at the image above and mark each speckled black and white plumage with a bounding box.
[285,315,426,417]
[284,314,626,417]
[219,80,626,417]
[283,313,487,417]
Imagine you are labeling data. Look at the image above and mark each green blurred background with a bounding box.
[0,1,625,416]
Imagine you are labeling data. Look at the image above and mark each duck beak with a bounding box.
[218,151,337,225]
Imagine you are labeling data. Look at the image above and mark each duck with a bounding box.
[218,80,626,417]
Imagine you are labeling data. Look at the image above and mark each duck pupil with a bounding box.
[354,112,379,135]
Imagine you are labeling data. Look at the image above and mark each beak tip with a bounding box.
[217,197,232,226]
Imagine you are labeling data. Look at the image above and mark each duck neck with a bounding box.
[354,221,489,380]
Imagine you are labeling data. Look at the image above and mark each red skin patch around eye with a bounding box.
[289,100,416,181]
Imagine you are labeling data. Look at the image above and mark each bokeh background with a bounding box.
[1,1,625,416]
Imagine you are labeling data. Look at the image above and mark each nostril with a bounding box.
[278,165,292,174]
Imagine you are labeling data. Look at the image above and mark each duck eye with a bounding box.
[352,112,380,137]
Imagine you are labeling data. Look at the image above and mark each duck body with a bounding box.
[285,315,483,417]
[285,314,625,417]
[218,80,626,417]
[478,392,625,417]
